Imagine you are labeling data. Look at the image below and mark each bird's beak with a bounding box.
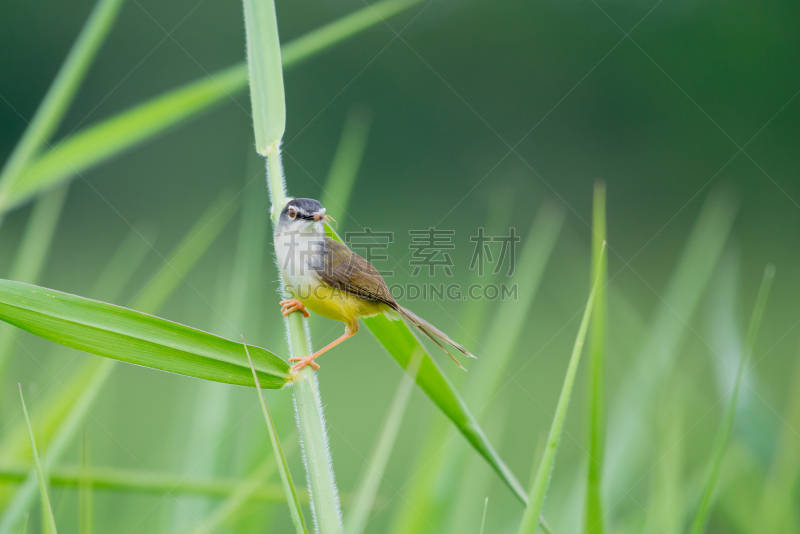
[313,212,323,222]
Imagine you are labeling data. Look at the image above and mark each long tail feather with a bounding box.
[395,306,476,369]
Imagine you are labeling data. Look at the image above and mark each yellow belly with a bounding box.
[296,282,386,327]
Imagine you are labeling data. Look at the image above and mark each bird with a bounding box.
[274,197,475,372]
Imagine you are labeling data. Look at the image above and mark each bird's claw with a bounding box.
[289,355,320,372]
[280,299,309,318]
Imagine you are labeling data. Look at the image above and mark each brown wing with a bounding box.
[318,237,396,306]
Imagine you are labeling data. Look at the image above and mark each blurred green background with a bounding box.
[1,0,799,532]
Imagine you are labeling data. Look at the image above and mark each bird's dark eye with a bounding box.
[288,208,297,218]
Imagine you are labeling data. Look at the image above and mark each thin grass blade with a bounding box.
[0,0,124,199]
[584,181,607,534]
[518,245,605,534]
[345,350,422,534]
[688,264,775,534]
[480,498,488,534]
[17,385,57,534]
[606,189,738,497]
[320,105,372,225]
[244,340,309,534]
[1,0,422,215]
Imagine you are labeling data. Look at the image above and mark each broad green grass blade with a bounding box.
[0,196,232,526]
[688,265,774,534]
[345,350,422,534]
[585,181,607,534]
[320,105,373,224]
[0,279,290,387]
[17,385,57,534]
[243,0,285,154]
[518,245,605,534]
[244,341,309,534]
[2,0,422,215]
[0,185,69,380]
[756,352,800,533]
[606,189,738,495]
[364,314,528,503]
[0,0,124,200]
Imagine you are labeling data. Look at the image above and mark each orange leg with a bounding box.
[280,299,310,318]
[290,324,358,372]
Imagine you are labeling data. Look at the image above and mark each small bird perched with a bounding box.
[274,198,475,372]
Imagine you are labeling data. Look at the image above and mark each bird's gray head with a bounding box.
[276,198,327,235]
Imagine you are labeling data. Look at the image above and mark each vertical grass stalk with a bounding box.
[518,244,606,534]
[245,341,309,534]
[688,264,775,534]
[243,0,343,527]
[584,181,607,534]
[18,385,57,534]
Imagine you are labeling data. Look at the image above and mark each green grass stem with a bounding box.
[584,181,607,534]
[17,385,57,534]
[517,245,605,534]
[688,264,775,534]
[244,340,309,534]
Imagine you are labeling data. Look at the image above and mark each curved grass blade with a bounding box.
[17,385,57,534]
[2,0,423,215]
[518,245,605,534]
[0,279,290,388]
[585,181,607,534]
[345,350,422,534]
[244,340,309,534]
[0,0,125,200]
[688,264,775,534]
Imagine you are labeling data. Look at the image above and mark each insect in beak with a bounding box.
[313,212,323,222]
[323,214,337,229]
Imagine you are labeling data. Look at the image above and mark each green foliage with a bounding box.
[0,0,124,200]
[518,245,605,534]
[245,341,309,534]
[0,0,423,216]
[242,0,285,154]
[585,181,607,534]
[688,265,774,533]
[0,279,290,388]
[17,386,57,534]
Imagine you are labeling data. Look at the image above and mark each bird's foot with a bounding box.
[289,355,320,372]
[280,299,310,318]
